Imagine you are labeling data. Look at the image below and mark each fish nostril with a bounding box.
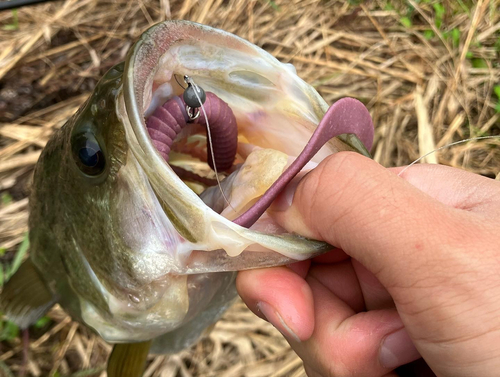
[228,70,275,87]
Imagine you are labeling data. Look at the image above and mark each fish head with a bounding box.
[28,21,372,345]
[119,20,371,270]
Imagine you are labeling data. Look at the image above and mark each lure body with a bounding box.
[147,92,238,171]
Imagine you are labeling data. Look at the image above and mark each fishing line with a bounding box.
[398,135,500,177]
[185,76,235,212]
[174,74,187,89]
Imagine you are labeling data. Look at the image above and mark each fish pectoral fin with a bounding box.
[0,258,56,329]
[107,341,152,377]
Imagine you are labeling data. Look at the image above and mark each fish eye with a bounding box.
[71,132,106,176]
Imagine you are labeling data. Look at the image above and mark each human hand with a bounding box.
[237,152,500,377]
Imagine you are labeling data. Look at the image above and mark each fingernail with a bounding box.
[257,301,301,342]
[271,176,301,212]
[379,328,421,369]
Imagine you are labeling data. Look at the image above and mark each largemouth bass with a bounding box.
[0,20,374,376]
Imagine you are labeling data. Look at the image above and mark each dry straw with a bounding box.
[0,0,499,376]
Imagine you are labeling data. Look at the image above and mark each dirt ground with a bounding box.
[0,0,499,376]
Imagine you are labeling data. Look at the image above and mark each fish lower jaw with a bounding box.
[79,276,191,343]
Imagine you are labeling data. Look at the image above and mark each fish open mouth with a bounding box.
[61,21,374,344]
[119,20,374,271]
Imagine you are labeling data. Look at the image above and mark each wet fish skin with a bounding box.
[25,60,239,346]
[29,63,129,323]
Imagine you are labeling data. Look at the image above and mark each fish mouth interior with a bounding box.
[125,21,351,227]
[117,20,343,273]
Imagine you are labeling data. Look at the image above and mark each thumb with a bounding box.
[268,152,475,288]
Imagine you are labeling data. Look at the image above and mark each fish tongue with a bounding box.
[200,148,288,219]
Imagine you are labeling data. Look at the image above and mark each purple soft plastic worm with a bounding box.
[233,97,374,228]
[146,92,238,172]
[192,92,239,171]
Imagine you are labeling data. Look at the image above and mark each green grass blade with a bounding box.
[7,234,29,279]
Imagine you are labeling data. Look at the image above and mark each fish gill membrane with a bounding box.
[0,19,382,370]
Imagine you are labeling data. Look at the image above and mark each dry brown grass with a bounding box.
[0,0,499,376]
